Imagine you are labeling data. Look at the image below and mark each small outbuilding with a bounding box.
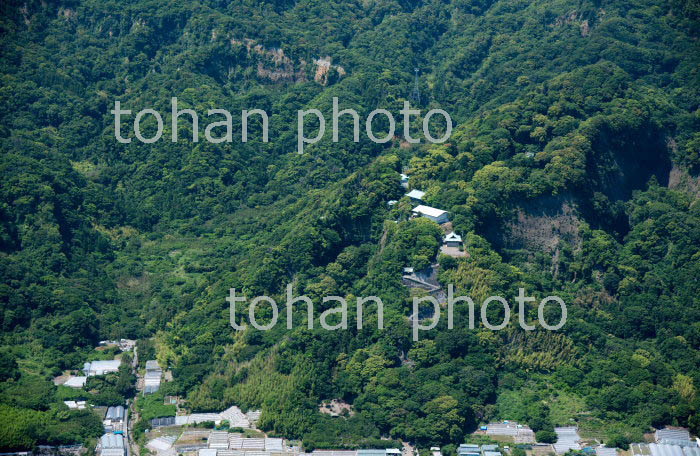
[64,400,87,410]
[458,445,481,456]
[105,406,125,422]
[406,189,426,202]
[144,360,162,394]
[443,232,462,247]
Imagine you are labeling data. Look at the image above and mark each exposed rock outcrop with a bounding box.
[230,38,345,85]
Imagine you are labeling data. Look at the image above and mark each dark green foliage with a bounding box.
[135,390,176,422]
[535,429,558,444]
[137,339,156,368]
[0,351,19,382]
[606,434,630,451]
[85,362,136,406]
[1,0,699,448]
[0,390,103,450]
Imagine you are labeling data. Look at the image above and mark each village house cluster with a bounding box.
[37,327,699,456]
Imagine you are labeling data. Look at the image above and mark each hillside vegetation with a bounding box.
[1,0,699,450]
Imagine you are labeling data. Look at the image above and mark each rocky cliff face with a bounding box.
[491,194,582,254]
[231,38,346,85]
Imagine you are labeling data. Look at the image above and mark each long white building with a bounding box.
[84,360,121,376]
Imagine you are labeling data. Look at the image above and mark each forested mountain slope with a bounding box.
[1,0,699,450]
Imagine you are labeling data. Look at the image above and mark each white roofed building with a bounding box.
[265,439,284,451]
[100,433,125,456]
[145,360,161,371]
[632,444,700,456]
[144,360,162,394]
[554,427,581,454]
[64,400,87,410]
[208,431,230,449]
[485,422,535,444]
[104,405,126,433]
[656,429,694,446]
[175,413,221,426]
[457,445,480,456]
[241,438,265,450]
[412,205,449,224]
[84,360,121,376]
[220,405,251,428]
[406,189,426,202]
[443,232,462,247]
[147,436,177,454]
[596,447,619,456]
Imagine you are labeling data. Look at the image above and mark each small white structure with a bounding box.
[554,427,581,454]
[175,413,221,426]
[100,433,125,456]
[105,406,125,421]
[208,431,230,449]
[104,406,126,433]
[147,436,176,453]
[64,376,87,388]
[656,428,693,445]
[246,409,262,424]
[144,360,162,394]
[406,189,426,202]
[84,360,121,376]
[443,232,462,247]
[400,174,409,188]
[265,438,284,452]
[632,444,700,456]
[596,447,619,456]
[486,421,535,444]
[412,205,449,224]
[241,438,265,450]
[220,405,252,428]
[387,200,398,207]
[175,405,251,428]
[63,400,87,410]
[313,451,357,456]
[457,444,481,456]
[198,449,218,456]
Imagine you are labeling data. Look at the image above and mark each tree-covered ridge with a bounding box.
[1,0,699,450]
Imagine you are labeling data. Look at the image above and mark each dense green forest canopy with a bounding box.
[1,0,699,450]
